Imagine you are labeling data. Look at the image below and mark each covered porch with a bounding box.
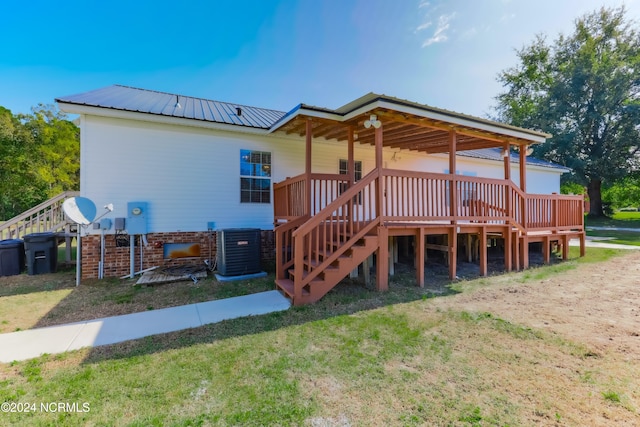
[269,94,585,305]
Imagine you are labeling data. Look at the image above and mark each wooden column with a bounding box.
[479,227,487,276]
[376,226,389,291]
[375,121,384,219]
[374,120,388,291]
[416,228,425,287]
[305,119,313,216]
[448,131,457,280]
[519,145,527,192]
[503,142,512,270]
[519,145,528,269]
[504,226,512,272]
[347,126,356,239]
[348,127,355,186]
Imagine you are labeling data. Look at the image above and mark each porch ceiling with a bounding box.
[276,108,539,154]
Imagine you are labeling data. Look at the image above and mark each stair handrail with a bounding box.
[0,191,79,240]
[291,170,380,299]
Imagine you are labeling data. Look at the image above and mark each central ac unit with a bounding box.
[216,228,261,276]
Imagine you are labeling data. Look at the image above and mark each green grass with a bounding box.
[586,211,640,228]
[586,229,640,246]
[0,247,636,425]
[584,211,640,245]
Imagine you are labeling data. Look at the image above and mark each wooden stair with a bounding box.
[275,234,379,305]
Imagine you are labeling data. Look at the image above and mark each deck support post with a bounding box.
[363,254,373,286]
[543,235,551,264]
[416,228,425,287]
[504,226,512,272]
[448,227,457,280]
[376,226,389,291]
[560,235,568,260]
[513,231,520,271]
[520,235,529,269]
[479,227,487,276]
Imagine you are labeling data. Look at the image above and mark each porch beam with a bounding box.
[305,119,312,216]
[348,127,355,185]
[449,130,457,225]
[519,146,527,192]
[448,130,458,280]
[503,142,511,180]
[504,141,512,220]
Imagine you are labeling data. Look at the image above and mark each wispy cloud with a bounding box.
[421,13,456,47]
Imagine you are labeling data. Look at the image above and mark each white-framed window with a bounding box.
[338,159,363,204]
[339,159,362,181]
[240,149,271,203]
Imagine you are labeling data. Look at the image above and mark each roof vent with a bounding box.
[236,107,242,116]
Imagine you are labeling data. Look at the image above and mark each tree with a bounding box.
[494,6,640,217]
[21,104,80,195]
[0,105,79,220]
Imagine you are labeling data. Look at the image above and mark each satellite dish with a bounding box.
[63,197,97,225]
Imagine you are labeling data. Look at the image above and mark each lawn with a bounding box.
[586,211,640,245]
[1,246,638,426]
[586,210,640,228]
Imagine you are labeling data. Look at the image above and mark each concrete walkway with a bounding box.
[570,226,640,250]
[0,290,291,363]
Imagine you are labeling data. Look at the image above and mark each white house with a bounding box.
[56,85,572,282]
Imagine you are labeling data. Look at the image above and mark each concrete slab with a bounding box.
[0,290,291,363]
[196,290,291,324]
[69,304,202,349]
[0,323,85,363]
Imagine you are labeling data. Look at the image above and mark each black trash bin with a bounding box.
[24,232,58,275]
[0,239,25,277]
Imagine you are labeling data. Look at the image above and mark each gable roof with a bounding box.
[274,92,550,143]
[55,85,286,130]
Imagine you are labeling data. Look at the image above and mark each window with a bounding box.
[240,149,271,203]
[339,159,362,181]
[338,159,363,203]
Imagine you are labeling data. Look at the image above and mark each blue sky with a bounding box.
[1,0,639,118]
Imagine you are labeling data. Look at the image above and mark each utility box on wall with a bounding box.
[126,202,148,235]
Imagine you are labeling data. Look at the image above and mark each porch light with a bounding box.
[501,148,509,158]
[364,114,381,129]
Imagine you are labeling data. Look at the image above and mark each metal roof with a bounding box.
[55,85,287,129]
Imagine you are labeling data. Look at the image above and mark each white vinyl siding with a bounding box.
[80,115,564,235]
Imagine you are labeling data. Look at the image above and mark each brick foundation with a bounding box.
[80,230,275,280]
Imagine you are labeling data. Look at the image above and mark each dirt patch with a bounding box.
[434,251,640,361]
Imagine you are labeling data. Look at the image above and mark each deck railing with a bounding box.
[290,171,380,300]
[274,173,351,222]
[273,168,584,284]
[0,191,79,240]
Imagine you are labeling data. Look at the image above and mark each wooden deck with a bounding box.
[272,108,584,305]
[273,168,584,305]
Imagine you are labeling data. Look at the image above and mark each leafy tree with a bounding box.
[21,104,80,195]
[494,6,640,217]
[602,176,640,209]
[0,105,79,220]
